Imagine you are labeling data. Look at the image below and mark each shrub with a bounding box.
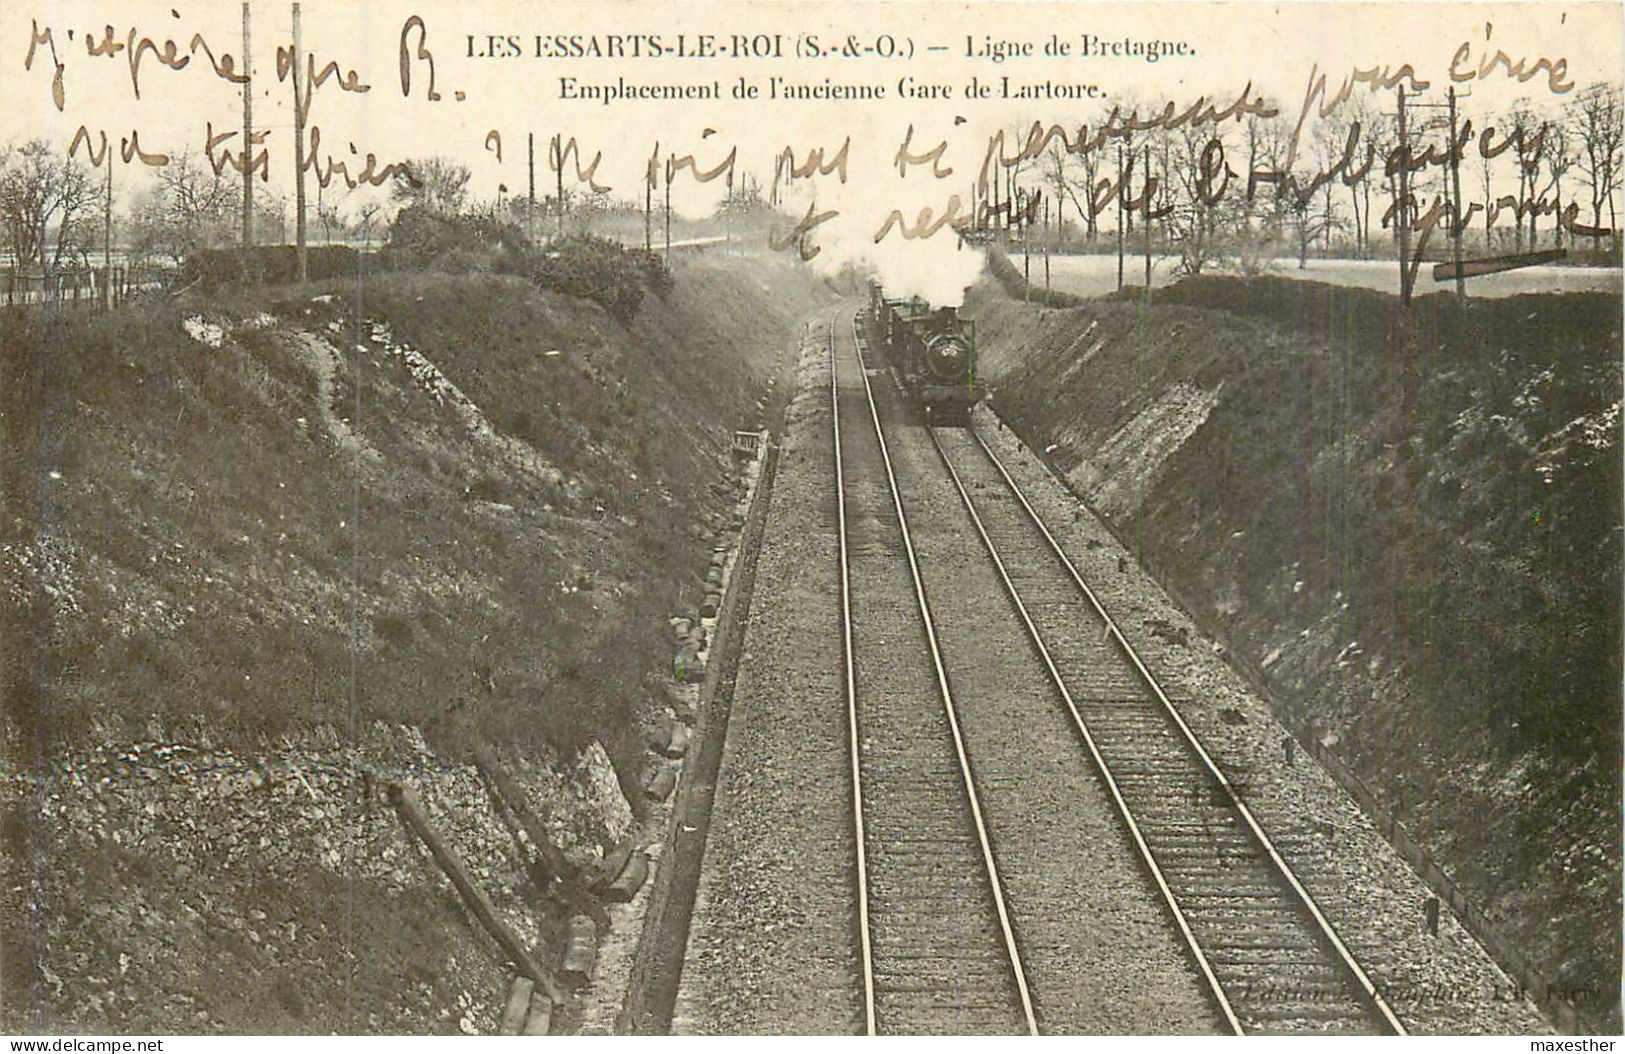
[178,245,366,289]
[526,235,671,323]
[385,215,672,324]
[387,206,526,271]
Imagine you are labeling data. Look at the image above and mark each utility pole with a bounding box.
[1143,144,1153,305]
[1395,84,1411,305]
[528,133,536,245]
[1448,86,1467,306]
[1022,188,1031,302]
[1116,146,1125,292]
[242,2,253,254]
[554,135,565,238]
[644,148,653,252]
[292,2,307,283]
[664,157,672,258]
[993,166,1002,234]
[103,157,112,309]
[1043,196,1051,300]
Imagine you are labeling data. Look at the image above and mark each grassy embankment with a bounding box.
[0,247,835,1032]
[2,250,830,773]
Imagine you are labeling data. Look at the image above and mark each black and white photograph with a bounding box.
[0,0,1620,1041]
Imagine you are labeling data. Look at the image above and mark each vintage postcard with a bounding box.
[0,0,1619,1042]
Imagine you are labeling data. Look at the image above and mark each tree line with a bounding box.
[1026,81,1623,275]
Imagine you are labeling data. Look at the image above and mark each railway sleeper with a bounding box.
[1217,965,1351,988]
[1143,831,1255,847]
[1186,904,1316,923]
[1179,889,1299,902]
[1209,941,1345,954]
[1144,838,1261,855]
[1199,932,1324,951]
[1192,923,1331,947]
[1245,1004,1382,1026]
[867,950,1014,965]
[1151,860,1274,879]
[869,971,1019,991]
[1238,981,1370,999]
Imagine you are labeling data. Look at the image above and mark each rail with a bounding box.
[959,424,1407,1036]
[925,424,1245,1033]
[829,309,877,1036]
[836,308,1038,1035]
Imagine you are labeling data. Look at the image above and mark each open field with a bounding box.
[1012,253,1624,300]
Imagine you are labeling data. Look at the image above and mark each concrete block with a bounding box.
[589,843,633,891]
[644,764,677,802]
[604,851,650,903]
[662,722,690,759]
[560,915,599,985]
[668,689,697,723]
[500,976,534,1035]
[522,995,552,1036]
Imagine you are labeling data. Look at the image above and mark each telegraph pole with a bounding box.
[292,2,307,282]
[644,149,654,252]
[554,135,565,237]
[242,2,253,253]
[1043,196,1051,300]
[1117,147,1125,292]
[103,157,112,308]
[1022,188,1031,303]
[1143,145,1153,305]
[1395,84,1411,305]
[528,133,536,245]
[1447,86,1467,306]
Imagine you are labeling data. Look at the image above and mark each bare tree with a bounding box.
[1332,95,1383,257]
[1541,119,1576,249]
[1312,124,1346,255]
[258,192,290,245]
[128,151,239,264]
[1045,109,1107,247]
[1245,114,1294,252]
[1477,106,1500,253]
[391,157,472,215]
[1047,146,1091,245]
[316,200,344,245]
[1573,82,1624,252]
[1287,178,1339,269]
[0,139,104,272]
[1504,100,1546,251]
[1165,124,1235,275]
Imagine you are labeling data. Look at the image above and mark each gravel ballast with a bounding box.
[670,307,1550,1035]
[673,316,860,1034]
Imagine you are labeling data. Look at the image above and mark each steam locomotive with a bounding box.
[866,282,979,422]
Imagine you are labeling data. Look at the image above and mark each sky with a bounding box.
[2,0,1619,299]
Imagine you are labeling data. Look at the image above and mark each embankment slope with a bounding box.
[0,249,834,1031]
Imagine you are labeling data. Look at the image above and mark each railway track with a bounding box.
[923,423,1408,1036]
[827,299,1408,1034]
[830,309,1037,1036]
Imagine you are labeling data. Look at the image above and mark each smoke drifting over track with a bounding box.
[777,165,987,308]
